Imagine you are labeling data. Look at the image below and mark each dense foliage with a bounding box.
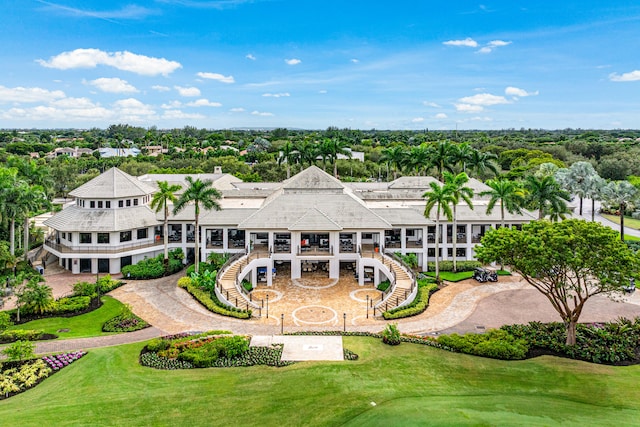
[102,305,149,333]
[177,276,252,319]
[437,329,529,360]
[121,249,184,279]
[382,281,439,320]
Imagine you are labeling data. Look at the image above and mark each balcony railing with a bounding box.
[45,238,163,254]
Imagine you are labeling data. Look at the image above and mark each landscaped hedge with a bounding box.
[0,330,57,344]
[382,282,439,320]
[102,311,149,333]
[426,260,482,272]
[140,332,293,369]
[502,319,640,364]
[49,296,92,314]
[177,277,251,319]
[121,249,184,279]
[436,329,529,360]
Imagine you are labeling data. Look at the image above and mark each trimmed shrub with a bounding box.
[0,330,53,344]
[437,329,529,360]
[382,282,438,320]
[382,323,401,345]
[426,260,482,272]
[377,280,390,292]
[49,296,92,314]
[178,277,251,319]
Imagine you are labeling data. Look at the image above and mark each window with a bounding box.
[137,228,148,239]
[120,231,132,242]
[90,201,95,208]
[98,201,103,208]
[126,199,131,207]
[80,233,92,244]
[118,200,124,208]
[97,233,110,244]
[106,201,111,208]
[406,229,415,237]
[61,232,66,239]
[133,199,139,206]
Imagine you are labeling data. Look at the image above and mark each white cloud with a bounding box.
[251,110,274,116]
[351,58,359,63]
[161,100,183,109]
[230,107,245,112]
[174,86,201,97]
[411,117,425,123]
[186,99,222,107]
[285,58,301,65]
[37,48,181,76]
[88,77,138,93]
[609,70,640,82]
[477,40,512,53]
[318,90,328,94]
[455,103,485,113]
[443,37,478,47]
[458,93,510,106]
[196,72,235,83]
[246,54,256,60]
[152,85,171,92]
[262,92,290,98]
[161,110,205,120]
[422,101,440,108]
[0,85,66,103]
[488,40,512,47]
[505,86,539,97]
[434,113,448,119]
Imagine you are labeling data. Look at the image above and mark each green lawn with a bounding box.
[8,296,125,339]
[1,337,640,426]
[426,270,511,282]
[602,213,640,230]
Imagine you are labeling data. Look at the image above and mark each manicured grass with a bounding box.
[1,336,640,425]
[8,296,126,339]
[425,270,511,282]
[602,213,640,230]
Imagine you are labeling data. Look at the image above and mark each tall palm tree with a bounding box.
[467,149,499,179]
[296,139,318,168]
[423,182,454,282]
[429,140,456,181]
[406,144,431,176]
[381,145,407,180]
[318,139,334,172]
[480,178,526,228]
[524,175,571,220]
[324,138,352,178]
[443,172,474,272]
[173,177,222,273]
[0,171,32,256]
[277,141,299,179]
[451,143,474,173]
[601,180,638,241]
[20,185,48,260]
[151,181,182,266]
[554,161,601,216]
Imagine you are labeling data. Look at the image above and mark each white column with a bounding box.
[400,228,406,252]
[223,228,229,250]
[267,259,273,286]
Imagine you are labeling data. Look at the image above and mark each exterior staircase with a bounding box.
[215,253,263,316]
[367,252,417,315]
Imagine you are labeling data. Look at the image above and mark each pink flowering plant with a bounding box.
[42,351,87,371]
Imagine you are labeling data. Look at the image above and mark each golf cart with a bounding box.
[473,267,498,283]
[623,278,636,293]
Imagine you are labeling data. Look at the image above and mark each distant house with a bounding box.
[142,145,168,157]
[97,147,141,158]
[46,147,94,159]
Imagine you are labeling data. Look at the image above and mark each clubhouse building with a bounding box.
[44,166,536,313]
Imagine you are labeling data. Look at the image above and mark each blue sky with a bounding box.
[1,1,640,130]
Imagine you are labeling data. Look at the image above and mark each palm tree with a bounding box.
[296,139,319,168]
[324,138,352,178]
[0,172,32,256]
[151,181,182,266]
[381,145,407,180]
[173,177,222,273]
[480,178,526,228]
[554,161,601,216]
[443,172,474,272]
[524,175,571,220]
[406,144,431,176]
[429,141,456,181]
[467,149,499,179]
[20,185,48,260]
[601,180,638,241]
[451,143,474,173]
[423,182,454,282]
[277,141,299,179]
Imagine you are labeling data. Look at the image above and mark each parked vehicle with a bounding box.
[623,278,636,293]
[473,267,498,283]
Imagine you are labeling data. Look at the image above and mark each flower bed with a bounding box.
[42,351,87,371]
[139,332,293,369]
[102,310,150,333]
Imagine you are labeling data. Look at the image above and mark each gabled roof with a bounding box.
[388,176,440,189]
[281,165,344,191]
[69,167,156,199]
[288,208,342,231]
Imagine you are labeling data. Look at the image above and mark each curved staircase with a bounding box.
[365,252,417,315]
[215,253,262,315]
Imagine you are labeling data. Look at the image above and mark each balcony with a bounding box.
[45,238,163,254]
